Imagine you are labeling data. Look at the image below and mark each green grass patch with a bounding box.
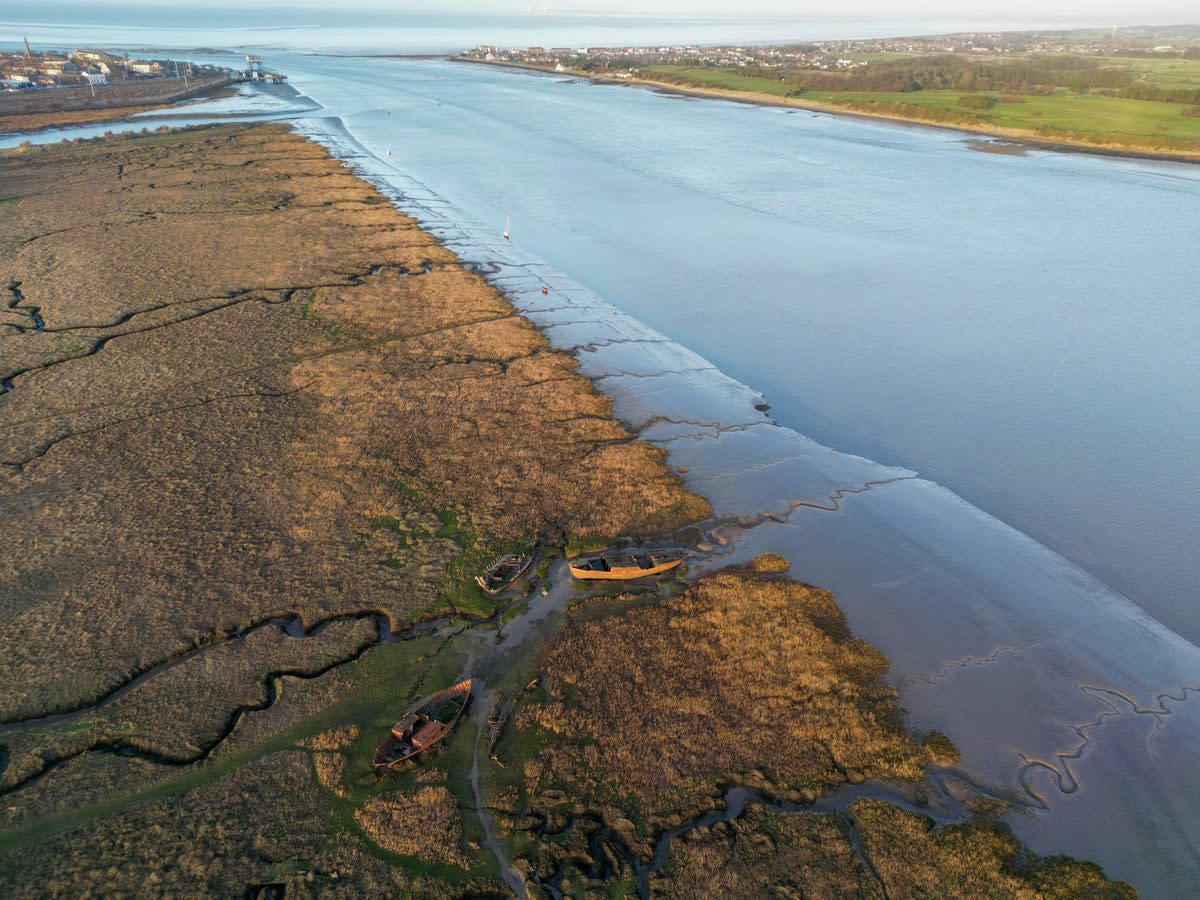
[260,859,303,881]
[810,89,1200,144]
[315,636,497,881]
[1097,55,1200,90]
[499,601,530,626]
[370,515,405,534]
[642,64,795,96]
[435,509,473,546]
[564,535,610,556]
[437,574,494,618]
[0,631,458,857]
[637,64,1200,150]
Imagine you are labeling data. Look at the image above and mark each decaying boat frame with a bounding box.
[373,679,473,770]
[475,550,535,596]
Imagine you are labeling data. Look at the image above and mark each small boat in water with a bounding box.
[373,679,472,770]
[567,548,686,581]
[475,551,534,596]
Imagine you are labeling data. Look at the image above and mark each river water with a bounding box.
[4,22,1200,898]
[281,56,1200,645]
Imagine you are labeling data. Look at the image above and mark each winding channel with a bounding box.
[0,579,542,801]
[6,81,1200,894]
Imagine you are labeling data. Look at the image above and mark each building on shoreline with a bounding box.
[1,44,231,91]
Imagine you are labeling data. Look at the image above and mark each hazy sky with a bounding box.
[503,0,1191,15]
[79,0,1199,19]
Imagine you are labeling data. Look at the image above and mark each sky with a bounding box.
[491,1,1193,16]
[39,0,1197,19]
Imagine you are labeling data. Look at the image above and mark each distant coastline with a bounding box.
[0,80,235,134]
[458,56,1200,165]
[0,48,259,134]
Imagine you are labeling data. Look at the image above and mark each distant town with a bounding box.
[457,24,1200,161]
[1,41,283,92]
[0,43,287,132]
[458,24,1200,75]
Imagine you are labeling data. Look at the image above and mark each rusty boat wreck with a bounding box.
[475,551,534,596]
[567,548,686,581]
[373,679,472,770]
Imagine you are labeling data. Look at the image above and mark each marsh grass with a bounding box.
[0,116,705,883]
[491,562,1135,896]
[489,562,932,881]
[0,121,705,848]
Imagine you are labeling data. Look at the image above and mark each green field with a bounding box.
[640,64,1200,148]
[644,64,796,96]
[806,89,1200,140]
[1100,55,1200,89]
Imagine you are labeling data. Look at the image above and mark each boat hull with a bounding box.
[373,679,472,769]
[567,550,685,581]
[475,551,534,596]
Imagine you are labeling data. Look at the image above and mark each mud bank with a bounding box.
[296,114,1200,895]
[0,121,702,895]
[0,95,1191,894]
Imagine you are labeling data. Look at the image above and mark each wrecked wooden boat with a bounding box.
[475,551,534,596]
[567,548,686,581]
[373,679,472,770]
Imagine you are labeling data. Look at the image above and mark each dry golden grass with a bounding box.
[516,564,928,831]
[652,800,1136,899]
[313,752,349,798]
[0,122,706,885]
[355,785,470,868]
[0,617,376,816]
[0,123,703,722]
[301,724,360,752]
[303,723,359,799]
[503,563,1134,897]
[851,798,1136,899]
[0,752,418,897]
[0,78,233,133]
[747,551,791,574]
[0,106,166,132]
[652,804,876,899]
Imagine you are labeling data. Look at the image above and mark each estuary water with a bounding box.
[266,54,1200,642]
[4,22,1200,897]
[289,107,1200,896]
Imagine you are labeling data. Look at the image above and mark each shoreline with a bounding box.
[0,119,1143,898]
[296,111,1200,894]
[0,78,237,134]
[0,115,705,814]
[457,57,1200,166]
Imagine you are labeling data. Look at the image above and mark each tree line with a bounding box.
[626,54,1200,104]
[736,55,1136,94]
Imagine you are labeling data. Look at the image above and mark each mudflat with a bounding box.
[493,558,1135,897]
[0,122,705,893]
[0,125,1133,897]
